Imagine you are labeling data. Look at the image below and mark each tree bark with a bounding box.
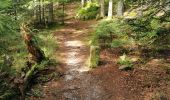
[117,0,124,16]
[62,2,65,24]
[100,0,105,18]
[81,0,85,7]
[48,1,54,24]
[38,0,42,24]
[20,24,45,63]
[108,0,113,18]
[42,0,45,25]
[33,0,38,24]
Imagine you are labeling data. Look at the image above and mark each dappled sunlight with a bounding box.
[65,40,85,47]
[58,28,76,33]
[73,30,84,34]
[76,67,90,72]
[62,39,90,82]
[66,51,82,65]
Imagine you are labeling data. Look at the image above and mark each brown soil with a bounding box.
[28,2,170,100]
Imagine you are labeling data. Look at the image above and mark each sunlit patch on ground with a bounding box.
[66,51,82,65]
[65,40,85,47]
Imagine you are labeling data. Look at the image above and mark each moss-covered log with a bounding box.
[89,46,100,68]
[20,61,49,99]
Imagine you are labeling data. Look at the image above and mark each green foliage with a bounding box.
[126,17,164,46]
[76,2,99,20]
[92,13,169,50]
[0,0,11,10]
[91,18,131,48]
[30,88,43,97]
[57,0,70,3]
[95,19,122,37]
[93,19,118,41]
[0,63,16,76]
[55,9,66,19]
[0,0,59,99]
[118,54,132,65]
[35,30,58,58]
[118,54,133,70]
[111,39,129,48]
[150,19,161,30]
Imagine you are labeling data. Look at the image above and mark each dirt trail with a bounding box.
[37,3,128,100]
[28,3,128,100]
[32,3,109,100]
[29,2,170,100]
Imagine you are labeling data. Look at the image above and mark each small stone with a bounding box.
[119,65,132,70]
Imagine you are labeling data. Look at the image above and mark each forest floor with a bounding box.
[28,2,170,100]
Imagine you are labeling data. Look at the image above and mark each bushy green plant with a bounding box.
[76,2,99,20]
[111,39,129,48]
[118,54,133,70]
[36,30,58,58]
[150,19,161,30]
[91,18,132,48]
[126,17,162,46]
[92,15,169,50]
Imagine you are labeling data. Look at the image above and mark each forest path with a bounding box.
[28,2,170,100]
[29,2,137,100]
[31,2,111,100]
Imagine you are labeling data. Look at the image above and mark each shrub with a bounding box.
[150,19,161,30]
[91,18,132,48]
[36,30,58,58]
[118,54,133,70]
[76,2,99,20]
[111,39,129,48]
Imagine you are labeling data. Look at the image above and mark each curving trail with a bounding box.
[36,3,125,100]
[28,2,170,100]
[35,3,109,100]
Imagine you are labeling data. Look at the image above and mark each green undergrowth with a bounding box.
[76,2,100,20]
[118,53,133,70]
[90,12,169,69]
[91,15,170,49]
[0,23,58,99]
[35,30,58,60]
[0,58,57,100]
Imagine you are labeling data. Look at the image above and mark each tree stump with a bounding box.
[20,24,45,63]
[89,46,100,68]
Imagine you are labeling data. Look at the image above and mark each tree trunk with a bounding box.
[100,0,105,18]
[33,0,38,24]
[20,24,45,63]
[117,0,124,16]
[12,0,18,20]
[108,0,113,18]
[42,0,46,26]
[81,0,85,7]
[48,1,54,24]
[38,0,42,24]
[62,2,65,24]
[87,0,92,3]
[89,46,99,68]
